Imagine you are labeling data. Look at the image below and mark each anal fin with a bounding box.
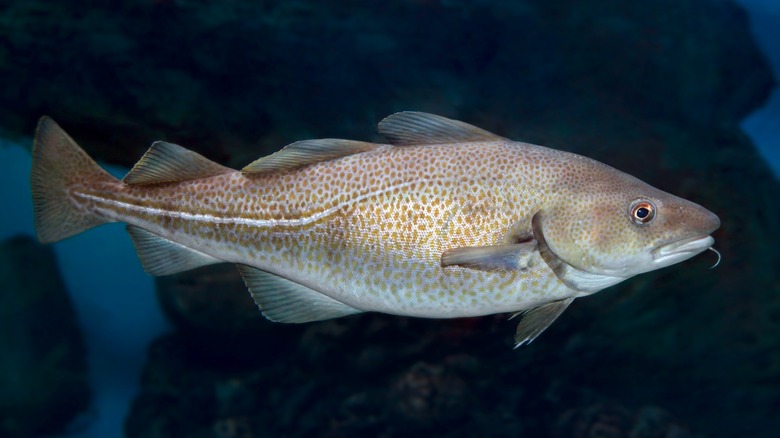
[236,265,363,323]
[511,298,574,348]
[126,225,222,276]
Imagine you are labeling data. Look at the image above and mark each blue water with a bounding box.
[0,141,167,438]
[738,0,780,177]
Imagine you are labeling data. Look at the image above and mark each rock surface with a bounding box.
[0,0,773,168]
[0,236,90,437]
[1,0,778,436]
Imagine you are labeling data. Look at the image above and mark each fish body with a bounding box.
[31,112,720,346]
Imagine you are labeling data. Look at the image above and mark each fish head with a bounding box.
[536,171,720,281]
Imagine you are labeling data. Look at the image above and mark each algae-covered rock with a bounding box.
[0,0,773,168]
[0,235,89,437]
[554,403,697,438]
[155,263,265,335]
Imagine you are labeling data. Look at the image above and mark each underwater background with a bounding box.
[1,0,779,436]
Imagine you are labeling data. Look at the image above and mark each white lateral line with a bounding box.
[75,180,420,228]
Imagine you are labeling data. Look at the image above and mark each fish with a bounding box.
[30,112,720,347]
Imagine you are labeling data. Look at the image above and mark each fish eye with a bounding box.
[629,199,656,225]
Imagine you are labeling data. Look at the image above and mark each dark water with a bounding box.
[1,1,779,437]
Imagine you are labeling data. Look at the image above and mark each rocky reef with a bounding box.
[0,236,90,437]
[1,0,778,436]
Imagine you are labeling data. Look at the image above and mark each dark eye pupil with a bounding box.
[629,200,656,225]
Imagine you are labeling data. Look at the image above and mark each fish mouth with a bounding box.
[652,235,714,266]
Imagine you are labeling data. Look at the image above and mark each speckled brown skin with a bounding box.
[32,114,719,321]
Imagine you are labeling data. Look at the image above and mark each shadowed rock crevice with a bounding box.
[0,236,90,437]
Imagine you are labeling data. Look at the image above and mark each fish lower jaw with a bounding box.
[652,235,714,266]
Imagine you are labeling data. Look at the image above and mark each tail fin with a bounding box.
[31,117,118,243]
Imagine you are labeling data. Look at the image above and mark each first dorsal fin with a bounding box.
[123,141,234,185]
[377,112,505,146]
[241,139,386,175]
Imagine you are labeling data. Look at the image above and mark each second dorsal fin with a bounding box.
[241,139,386,175]
[123,141,234,185]
[377,112,505,146]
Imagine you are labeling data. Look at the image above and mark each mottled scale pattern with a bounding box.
[72,140,594,318]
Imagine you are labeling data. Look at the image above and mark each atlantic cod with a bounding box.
[31,112,720,347]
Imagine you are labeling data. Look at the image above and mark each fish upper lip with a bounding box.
[652,235,714,259]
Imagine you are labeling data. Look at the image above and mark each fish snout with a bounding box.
[674,200,720,236]
[703,208,721,234]
[648,201,719,269]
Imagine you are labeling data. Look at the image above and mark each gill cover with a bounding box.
[531,212,625,294]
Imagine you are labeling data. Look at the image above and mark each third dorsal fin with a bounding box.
[241,139,386,175]
[377,112,505,146]
[123,141,234,185]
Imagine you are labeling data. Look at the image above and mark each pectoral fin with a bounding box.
[512,298,574,348]
[440,241,538,272]
[236,265,363,323]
